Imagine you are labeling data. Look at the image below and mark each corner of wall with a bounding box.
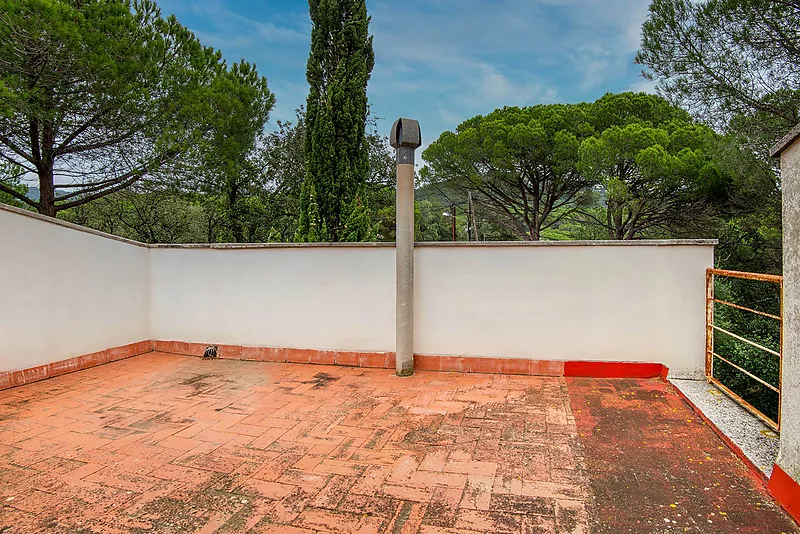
[147,244,155,343]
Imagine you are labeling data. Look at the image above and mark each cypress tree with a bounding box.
[295,179,311,242]
[294,180,329,242]
[342,187,378,242]
[302,0,375,241]
[267,227,282,243]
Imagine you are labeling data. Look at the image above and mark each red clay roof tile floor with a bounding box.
[0,352,796,533]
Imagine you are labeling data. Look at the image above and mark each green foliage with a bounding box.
[301,0,375,241]
[262,109,393,243]
[267,227,282,243]
[684,131,783,271]
[193,61,276,242]
[712,278,782,423]
[415,200,454,242]
[362,118,397,240]
[59,186,207,244]
[423,92,722,241]
[0,80,11,118]
[261,112,309,241]
[0,0,273,216]
[540,199,609,241]
[342,187,378,242]
[294,180,329,242]
[0,163,28,209]
[636,0,800,151]
[591,91,691,130]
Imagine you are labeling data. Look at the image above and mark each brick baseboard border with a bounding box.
[153,340,668,379]
[768,464,800,525]
[0,340,153,391]
[0,340,669,392]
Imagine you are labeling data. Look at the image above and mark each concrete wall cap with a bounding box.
[0,203,717,249]
[0,203,148,248]
[770,122,800,157]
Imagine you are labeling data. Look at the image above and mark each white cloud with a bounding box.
[464,64,556,109]
[364,0,652,140]
[157,0,655,144]
[187,0,308,45]
[627,77,658,94]
[439,109,463,125]
[368,0,651,95]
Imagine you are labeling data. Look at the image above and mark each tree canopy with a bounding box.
[578,120,725,239]
[0,0,274,217]
[192,61,275,242]
[636,0,800,151]
[422,93,727,240]
[422,103,596,240]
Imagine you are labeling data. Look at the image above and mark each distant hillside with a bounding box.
[416,183,464,205]
[23,187,71,202]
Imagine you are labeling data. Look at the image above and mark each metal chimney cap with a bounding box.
[390,118,422,150]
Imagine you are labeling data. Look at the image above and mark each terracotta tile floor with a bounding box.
[0,353,795,533]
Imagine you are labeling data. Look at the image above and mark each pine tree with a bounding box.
[302,0,375,241]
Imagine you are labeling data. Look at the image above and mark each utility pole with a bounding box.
[468,191,478,243]
[390,118,421,378]
[450,203,457,242]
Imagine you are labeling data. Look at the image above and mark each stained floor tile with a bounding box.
[567,377,797,533]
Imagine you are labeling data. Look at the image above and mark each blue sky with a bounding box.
[156,0,655,151]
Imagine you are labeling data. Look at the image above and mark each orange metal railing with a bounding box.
[706,268,783,431]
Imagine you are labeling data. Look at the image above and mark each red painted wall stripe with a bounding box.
[564,360,666,379]
[768,464,800,525]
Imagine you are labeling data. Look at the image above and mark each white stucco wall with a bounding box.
[0,206,150,372]
[777,136,800,482]
[150,241,713,378]
[2,204,714,380]
[149,246,396,352]
[414,243,714,378]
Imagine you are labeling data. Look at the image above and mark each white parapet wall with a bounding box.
[414,242,714,379]
[149,245,396,353]
[0,205,150,372]
[1,204,715,379]
[150,240,714,379]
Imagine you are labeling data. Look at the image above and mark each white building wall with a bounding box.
[777,134,800,482]
[150,241,713,379]
[0,206,150,372]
